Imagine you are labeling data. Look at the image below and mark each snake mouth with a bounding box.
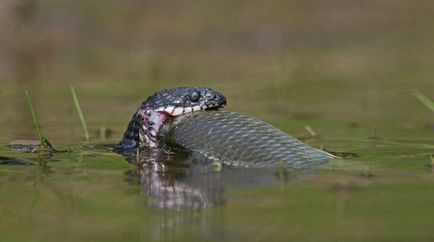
[155,103,224,116]
[139,103,223,146]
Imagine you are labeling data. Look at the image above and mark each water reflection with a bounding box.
[123,147,325,211]
[119,148,328,241]
[137,158,225,211]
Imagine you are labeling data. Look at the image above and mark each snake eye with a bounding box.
[189,91,200,102]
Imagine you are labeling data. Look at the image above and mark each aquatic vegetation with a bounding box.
[22,90,66,158]
[70,85,90,142]
[413,90,434,113]
[24,89,54,153]
[25,89,43,142]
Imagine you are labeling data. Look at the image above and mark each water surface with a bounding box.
[1,135,433,242]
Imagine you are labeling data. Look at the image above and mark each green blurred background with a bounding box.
[0,0,433,143]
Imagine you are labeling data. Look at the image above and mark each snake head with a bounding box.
[140,87,226,115]
[136,87,226,147]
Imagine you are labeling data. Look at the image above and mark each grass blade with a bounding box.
[70,85,90,142]
[25,89,42,141]
[413,90,434,113]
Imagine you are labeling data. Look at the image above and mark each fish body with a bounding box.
[164,111,334,168]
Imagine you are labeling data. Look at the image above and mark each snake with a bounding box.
[116,87,335,168]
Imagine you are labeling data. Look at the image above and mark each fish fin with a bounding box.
[190,151,222,170]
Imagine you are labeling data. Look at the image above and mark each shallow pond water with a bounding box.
[1,135,433,242]
[1,72,433,242]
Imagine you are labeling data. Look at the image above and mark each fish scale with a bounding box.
[164,111,335,168]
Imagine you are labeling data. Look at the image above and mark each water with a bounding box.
[1,136,433,241]
[1,0,434,241]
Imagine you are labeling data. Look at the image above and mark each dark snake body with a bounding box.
[117,87,334,168]
[162,111,334,168]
